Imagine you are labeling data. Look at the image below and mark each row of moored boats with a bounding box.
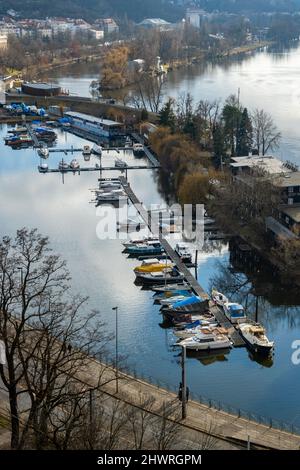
[121,237,274,355]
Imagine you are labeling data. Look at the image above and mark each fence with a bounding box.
[110,360,300,437]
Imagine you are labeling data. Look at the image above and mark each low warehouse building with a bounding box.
[22,82,61,97]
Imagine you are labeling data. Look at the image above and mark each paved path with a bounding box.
[76,358,300,450]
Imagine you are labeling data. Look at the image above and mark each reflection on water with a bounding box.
[47,41,300,165]
[2,52,300,425]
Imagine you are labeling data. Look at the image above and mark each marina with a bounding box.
[117,176,246,348]
[2,46,300,427]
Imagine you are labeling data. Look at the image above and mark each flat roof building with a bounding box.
[65,111,123,127]
[230,155,290,176]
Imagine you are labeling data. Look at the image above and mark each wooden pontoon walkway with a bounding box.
[131,132,161,168]
[119,177,245,347]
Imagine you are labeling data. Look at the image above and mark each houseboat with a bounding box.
[64,111,124,139]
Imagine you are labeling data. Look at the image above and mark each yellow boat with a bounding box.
[134,258,174,274]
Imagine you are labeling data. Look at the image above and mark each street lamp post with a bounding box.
[181,345,187,420]
[112,306,119,394]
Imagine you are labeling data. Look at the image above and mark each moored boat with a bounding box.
[134,259,174,275]
[179,331,232,351]
[175,243,192,263]
[174,325,225,340]
[70,159,80,170]
[211,289,229,307]
[92,143,102,156]
[126,240,164,256]
[151,283,190,293]
[5,134,33,147]
[38,146,49,159]
[159,294,194,306]
[136,268,185,285]
[39,163,49,173]
[123,236,159,248]
[239,322,274,355]
[133,143,144,157]
[58,160,69,171]
[115,158,128,168]
[223,302,247,324]
[96,189,127,204]
[117,218,146,232]
[154,288,193,300]
[83,145,91,159]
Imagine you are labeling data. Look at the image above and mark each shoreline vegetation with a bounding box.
[0,231,298,450]
[147,93,300,288]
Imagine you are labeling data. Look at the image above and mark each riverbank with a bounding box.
[1,351,299,450]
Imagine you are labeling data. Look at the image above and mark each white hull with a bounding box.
[174,325,219,339]
[180,338,232,351]
[239,324,274,354]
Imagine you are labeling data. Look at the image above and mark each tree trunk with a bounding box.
[9,387,19,449]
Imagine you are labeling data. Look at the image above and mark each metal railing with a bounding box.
[113,361,300,437]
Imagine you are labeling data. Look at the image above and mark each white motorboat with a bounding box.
[98,181,122,191]
[38,146,49,159]
[179,331,232,351]
[174,325,223,340]
[211,289,229,307]
[133,143,144,156]
[239,322,274,355]
[137,269,185,285]
[152,283,190,293]
[82,145,91,155]
[8,125,27,134]
[117,218,146,232]
[83,145,91,161]
[175,243,192,263]
[92,143,102,156]
[96,189,127,204]
[223,302,247,324]
[39,163,48,173]
[58,160,69,171]
[70,159,80,170]
[115,158,128,168]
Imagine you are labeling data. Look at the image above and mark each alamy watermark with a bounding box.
[95,203,205,248]
[0,79,5,106]
[291,340,300,365]
[0,340,6,365]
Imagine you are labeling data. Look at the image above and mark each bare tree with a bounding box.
[126,392,156,449]
[0,228,111,449]
[151,400,182,450]
[134,73,164,113]
[252,109,281,155]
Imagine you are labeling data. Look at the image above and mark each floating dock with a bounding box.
[118,176,245,348]
[38,164,159,174]
[131,133,161,167]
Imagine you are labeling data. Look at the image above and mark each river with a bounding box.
[2,43,300,429]
[43,41,300,165]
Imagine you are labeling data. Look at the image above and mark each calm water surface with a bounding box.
[3,44,300,426]
[45,42,300,165]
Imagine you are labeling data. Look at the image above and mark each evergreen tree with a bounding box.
[159,98,176,131]
[222,101,242,157]
[236,108,253,156]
